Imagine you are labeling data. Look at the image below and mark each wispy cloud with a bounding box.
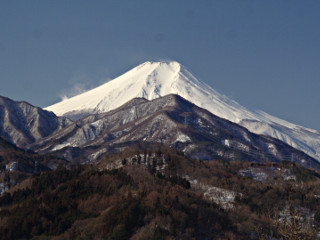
[59,82,90,101]
[58,68,112,101]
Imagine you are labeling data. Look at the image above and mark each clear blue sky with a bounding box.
[1,1,319,131]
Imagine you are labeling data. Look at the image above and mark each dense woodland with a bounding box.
[1,146,320,239]
[0,137,68,193]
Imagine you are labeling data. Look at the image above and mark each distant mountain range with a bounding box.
[45,61,320,162]
[1,93,319,170]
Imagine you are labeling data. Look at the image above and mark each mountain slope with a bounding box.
[36,95,320,169]
[45,61,320,162]
[0,96,72,148]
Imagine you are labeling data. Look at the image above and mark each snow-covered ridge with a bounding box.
[45,61,320,161]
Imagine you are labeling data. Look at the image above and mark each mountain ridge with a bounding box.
[34,94,320,169]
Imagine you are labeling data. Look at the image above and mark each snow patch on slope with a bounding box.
[175,133,191,143]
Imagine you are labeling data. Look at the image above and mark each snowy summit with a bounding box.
[45,61,320,161]
[45,61,255,122]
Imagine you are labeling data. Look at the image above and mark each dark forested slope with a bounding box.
[0,147,320,239]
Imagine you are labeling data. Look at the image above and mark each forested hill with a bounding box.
[0,147,320,239]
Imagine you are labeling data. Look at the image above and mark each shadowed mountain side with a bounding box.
[0,96,72,148]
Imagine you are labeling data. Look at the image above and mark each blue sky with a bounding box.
[1,1,319,131]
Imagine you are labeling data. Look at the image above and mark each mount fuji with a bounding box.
[45,61,320,161]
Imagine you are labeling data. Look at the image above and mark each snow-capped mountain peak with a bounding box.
[45,61,320,161]
[45,61,256,123]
